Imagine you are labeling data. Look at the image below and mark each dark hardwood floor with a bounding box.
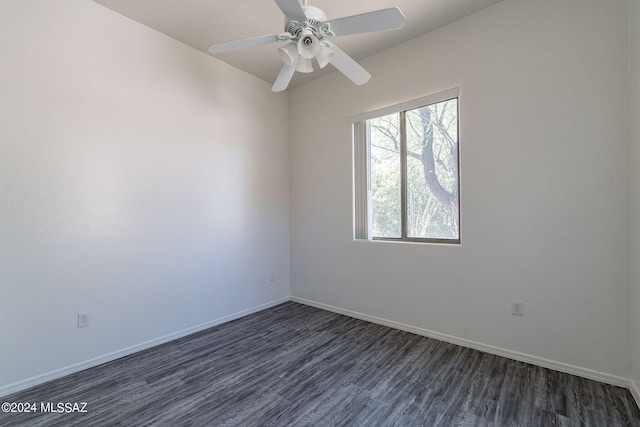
[2,302,639,426]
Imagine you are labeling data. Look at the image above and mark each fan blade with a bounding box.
[274,0,307,22]
[272,62,297,92]
[329,44,371,86]
[208,34,281,54]
[325,7,405,37]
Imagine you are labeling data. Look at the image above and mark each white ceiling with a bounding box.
[92,0,503,89]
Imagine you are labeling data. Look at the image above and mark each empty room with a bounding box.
[1,0,640,425]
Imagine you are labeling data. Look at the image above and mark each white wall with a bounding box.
[630,0,640,405]
[290,0,631,382]
[0,0,290,395]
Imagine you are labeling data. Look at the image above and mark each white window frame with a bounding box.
[350,87,461,243]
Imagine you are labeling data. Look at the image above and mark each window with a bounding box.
[352,88,460,243]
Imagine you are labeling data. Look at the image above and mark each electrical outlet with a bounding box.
[269,272,275,282]
[78,312,90,328]
[511,301,523,316]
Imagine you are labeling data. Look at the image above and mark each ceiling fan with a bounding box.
[208,0,405,92]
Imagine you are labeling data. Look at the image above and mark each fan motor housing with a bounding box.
[302,5,327,24]
[285,5,328,35]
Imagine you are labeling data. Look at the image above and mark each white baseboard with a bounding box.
[0,297,290,398]
[291,296,632,390]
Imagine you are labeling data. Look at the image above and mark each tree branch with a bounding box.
[419,108,459,230]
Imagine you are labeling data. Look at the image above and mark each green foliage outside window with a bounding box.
[368,98,459,241]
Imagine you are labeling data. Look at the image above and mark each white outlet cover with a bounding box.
[511,301,523,316]
[78,312,90,328]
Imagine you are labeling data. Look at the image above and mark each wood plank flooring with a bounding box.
[1,302,639,426]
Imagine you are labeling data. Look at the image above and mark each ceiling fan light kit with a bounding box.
[278,42,298,67]
[296,56,314,73]
[208,0,405,92]
[315,43,333,69]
